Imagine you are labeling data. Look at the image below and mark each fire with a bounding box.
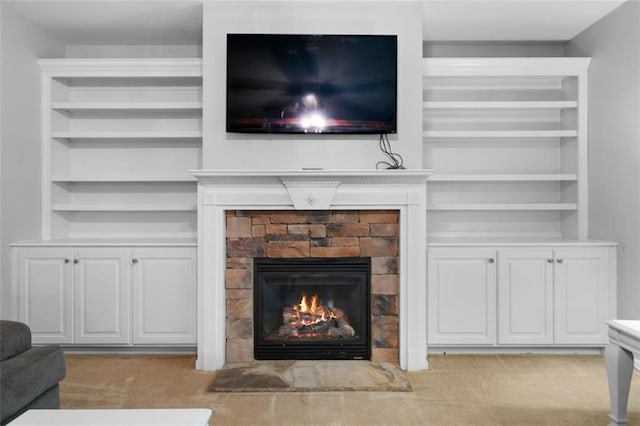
[276,293,356,340]
[293,294,334,325]
[298,294,318,313]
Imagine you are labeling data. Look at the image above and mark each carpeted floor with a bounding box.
[209,360,411,392]
[60,353,640,425]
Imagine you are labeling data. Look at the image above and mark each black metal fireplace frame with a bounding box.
[254,257,371,360]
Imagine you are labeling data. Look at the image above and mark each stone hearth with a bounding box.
[225,209,400,363]
[192,170,432,371]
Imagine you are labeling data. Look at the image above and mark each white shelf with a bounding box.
[427,203,578,211]
[52,204,197,212]
[51,130,202,139]
[52,102,202,111]
[423,101,577,109]
[423,57,590,241]
[50,176,196,183]
[41,59,203,241]
[11,237,197,247]
[428,174,578,182]
[423,130,578,138]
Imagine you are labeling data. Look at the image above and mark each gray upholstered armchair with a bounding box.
[0,320,66,425]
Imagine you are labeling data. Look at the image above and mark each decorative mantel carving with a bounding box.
[192,169,432,372]
[281,180,340,210]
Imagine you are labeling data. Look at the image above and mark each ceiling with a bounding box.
[4,0,629,45]
[422,0,628,41]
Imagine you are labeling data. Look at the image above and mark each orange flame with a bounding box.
[293,293,335,326]
[297,294,320,313]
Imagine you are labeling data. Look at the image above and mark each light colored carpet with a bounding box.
[60,353,640,425]
[209,360,411,392]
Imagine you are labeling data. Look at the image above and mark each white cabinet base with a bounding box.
[427,241,617,349]
[427,248,496,345]
[12,241,196,347]
[132,247,196,345]
[73,248,130,344]
[15,248,74,344]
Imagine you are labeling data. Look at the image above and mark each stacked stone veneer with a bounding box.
[225,210,400,364]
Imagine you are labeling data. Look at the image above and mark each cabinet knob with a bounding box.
[132,258,139,264]
[73,258,79,264]
[64,258,70,263]
[487,258,494,263]
[557,258,564,263]
[547,258,554,263]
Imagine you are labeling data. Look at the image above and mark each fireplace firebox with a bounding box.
[254,257,371,360]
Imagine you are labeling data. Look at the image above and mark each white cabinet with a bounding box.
[14,247,129,344]
[132,247,196,345]
[13,59,201,348]
[12,244,196,346]
[498,247,613,346]
[427,244,616,347]
[73,248,130,344]
[497,249,554,344]
[15,248,74,344]
[423,58,590,241]
[554,248,613,344]
[423,58,618,351]
[427,248,496,345]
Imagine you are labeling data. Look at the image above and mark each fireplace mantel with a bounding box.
[192,169,432,371]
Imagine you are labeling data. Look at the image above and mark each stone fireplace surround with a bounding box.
[193,170,432,371]
[227,209,398,363]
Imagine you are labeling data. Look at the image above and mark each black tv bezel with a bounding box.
[225,33,398,135]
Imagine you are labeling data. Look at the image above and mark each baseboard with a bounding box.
[427,346,604,356]
[59,346,197,355]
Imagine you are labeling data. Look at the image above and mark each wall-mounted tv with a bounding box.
[226,34,397,134]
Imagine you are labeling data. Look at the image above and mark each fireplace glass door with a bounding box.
[254,257,370,360]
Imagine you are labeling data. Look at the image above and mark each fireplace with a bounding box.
[254,257,370,360]
[192,170,431,371]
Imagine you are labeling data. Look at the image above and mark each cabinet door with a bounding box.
[16,247,74,344]
[73,248,131,344]
[427,248,497,345]
[554,247,612,344]
[498,249,554,344]
[131,247,196,345]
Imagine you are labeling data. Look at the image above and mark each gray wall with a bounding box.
[203,1,424,170]
[424,42,565,57]
[0,4,64,319]
[566,0,640,319]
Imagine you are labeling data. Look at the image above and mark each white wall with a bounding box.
[566,0,640,319]
[202,1,423,170]
[0,0,3,320]
[0,4,64,319]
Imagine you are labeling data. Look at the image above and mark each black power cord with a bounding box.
[376,133,405,170]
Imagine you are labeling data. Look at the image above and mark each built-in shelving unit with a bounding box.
[40,59,202,240]
[423,58,590,241]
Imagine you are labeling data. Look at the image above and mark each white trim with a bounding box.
[193,169,432,371]
[423,57,591,77]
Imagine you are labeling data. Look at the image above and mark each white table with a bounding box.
[9,408,212,425]
[606,320,640,425]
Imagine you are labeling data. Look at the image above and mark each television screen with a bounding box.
[226,34,397,134]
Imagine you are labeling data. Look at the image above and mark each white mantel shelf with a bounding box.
[192,169,432,371]
[190,169,433,186]
[191,169,433,178]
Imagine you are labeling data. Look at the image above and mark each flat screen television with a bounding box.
[226,34,397,134]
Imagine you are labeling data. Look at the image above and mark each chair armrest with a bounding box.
[0,346,66,422]
[0,321,32,361]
